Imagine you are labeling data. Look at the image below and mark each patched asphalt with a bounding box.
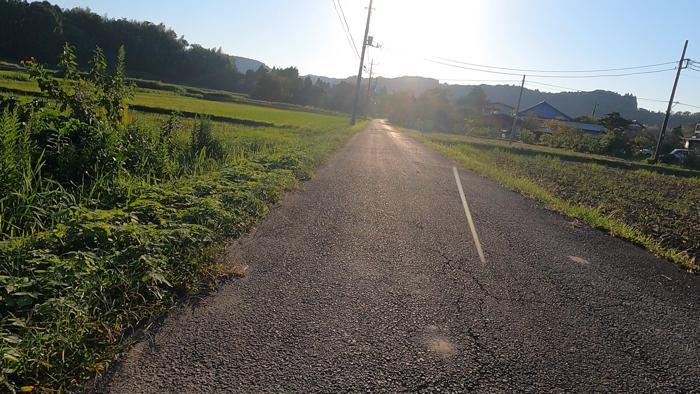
[102,120,700,392]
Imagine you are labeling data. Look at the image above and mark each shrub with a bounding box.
[519,130,539,144]
[190,116,223,160]
[539,120,602,154]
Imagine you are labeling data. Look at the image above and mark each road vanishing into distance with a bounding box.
[104,120,700,392]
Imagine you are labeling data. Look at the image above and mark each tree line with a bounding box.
[0,0,366,112]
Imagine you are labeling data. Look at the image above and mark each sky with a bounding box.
[45,0,700,112]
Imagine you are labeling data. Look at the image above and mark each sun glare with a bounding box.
[371,0,489,78]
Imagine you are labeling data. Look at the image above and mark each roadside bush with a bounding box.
[540,130,601,153]
[1,44,359,392]
[0,159,301,390]
[598,128,629,156]
[190,116,223,160]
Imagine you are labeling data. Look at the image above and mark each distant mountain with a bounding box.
[444,84,640,120]
[299,70,693,127]
[233,56,267,73]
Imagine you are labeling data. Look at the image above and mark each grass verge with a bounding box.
[409,131,699,272]
[1,103,365,391]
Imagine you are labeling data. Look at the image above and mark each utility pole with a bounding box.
[653,39,688,162]
[509,74,526,143]
[591,102,598,118]
[365,59,375,118]
[351,0,373,125]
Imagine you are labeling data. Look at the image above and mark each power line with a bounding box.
[430,57,677,78]
[336,0,360,58]
[526,80,583,91]
[379,45,699,112]
[637,97,670,103]
[382,47,677,79]
[331,0,360,59]
[433,56,677,73]
[676,102,700,109]
[439,78,523,83]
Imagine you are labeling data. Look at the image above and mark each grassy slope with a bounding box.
[0,69,343,128]
[132,90,345,128]
[409,131,699,272]
[1,70,365,391]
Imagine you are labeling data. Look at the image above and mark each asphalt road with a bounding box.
[103,120,700,393]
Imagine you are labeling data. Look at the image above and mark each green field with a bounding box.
[0,61,363,391]
[0,68,344,129]
[132,89,345,128]
[410,131,700,272]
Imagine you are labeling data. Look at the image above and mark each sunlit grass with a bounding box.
[0,66,364,391]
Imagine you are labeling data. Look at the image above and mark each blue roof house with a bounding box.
[517,101,572,121]
[517,101,607,135]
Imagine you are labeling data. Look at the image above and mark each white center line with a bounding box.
[452,166,486,264]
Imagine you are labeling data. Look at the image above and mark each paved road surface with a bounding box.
[104,120,700,392]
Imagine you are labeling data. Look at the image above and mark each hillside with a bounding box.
[233,56,267,73]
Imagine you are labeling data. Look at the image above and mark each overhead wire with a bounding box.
[336,0,360,58]
[428,57,677,79]
[331,0,360,59]
[377,46,699,110]
[433,56,678,73]
[382,46,678,79]
[439,78,523,84]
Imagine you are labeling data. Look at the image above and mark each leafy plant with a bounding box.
[0,48,361,391]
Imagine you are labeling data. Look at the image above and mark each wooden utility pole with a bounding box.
[653,40,688,162]
[591,102,599,118]
[509,74,526,143]
[365,59,375,117]
[351,0,373,125]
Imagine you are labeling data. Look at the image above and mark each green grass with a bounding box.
[0,70,40,94]
[2,115,366,391]
[131,89,346,128]
[409,130,699,272]
[0,66,344,128]
[0,64,365,391]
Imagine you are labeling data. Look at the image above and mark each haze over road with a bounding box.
[105,120,700,392]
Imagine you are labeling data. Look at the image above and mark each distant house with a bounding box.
[518,101,572,121]
[560,121,607,135]
[516,100,607,135]
[481,102,515,130]
[684,123,700,152]
[625,120,646,134]
[483,102,514,116]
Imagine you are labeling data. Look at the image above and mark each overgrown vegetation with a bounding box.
[0,46,361,392]
[410,131,699,272]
